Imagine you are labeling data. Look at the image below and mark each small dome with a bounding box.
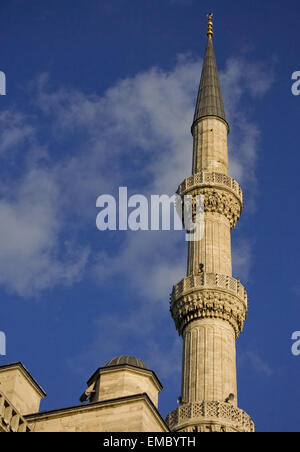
[105,356,148,370]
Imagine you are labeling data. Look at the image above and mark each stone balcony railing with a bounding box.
[177,171,243,204]
[0,392,31,432]
[172,273,248,305]
[166,401,255,433]
[170,273,248,337]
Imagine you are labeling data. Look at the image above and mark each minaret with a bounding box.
[166,14,255,433]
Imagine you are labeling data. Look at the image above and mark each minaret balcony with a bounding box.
[178,171,243,200]
[177,171,243,229]
[170,273,248,337]
[166,400,255,433]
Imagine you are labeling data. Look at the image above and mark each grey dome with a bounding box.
[105,356,148,370]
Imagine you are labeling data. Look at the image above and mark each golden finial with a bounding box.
[207,13,213,39]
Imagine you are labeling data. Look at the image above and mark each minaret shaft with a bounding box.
[167,15,254,433]
[189,116,232,276]
[184,115,234,405]
[187,212,232,277]
[181,319,237,405]
[192,118,229,176]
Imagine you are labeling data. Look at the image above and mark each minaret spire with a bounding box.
[166,15,255,433]
[193,13,227,130]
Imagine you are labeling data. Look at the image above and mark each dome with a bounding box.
[105,356,148,370]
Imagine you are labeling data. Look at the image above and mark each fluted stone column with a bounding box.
[181,319,237,406]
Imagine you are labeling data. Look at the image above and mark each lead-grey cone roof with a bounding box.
[193,37,226,127]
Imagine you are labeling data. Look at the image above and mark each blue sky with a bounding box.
[0,0,299,433]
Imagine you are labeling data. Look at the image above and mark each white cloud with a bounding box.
[232,237,253,282]
[0,167,89,297]
[221,57,274,185]
[94,230,186,303]
[0,110,34,155]
[0,53,273,298]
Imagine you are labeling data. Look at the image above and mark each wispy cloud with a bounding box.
[0,110,34,156]
[0,53,273,299]
[232,237,254,282]
[240,350,274,378]
[221,57,274,185]
[0,167,89,297]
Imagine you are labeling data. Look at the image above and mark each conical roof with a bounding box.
[193,37,227,128]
